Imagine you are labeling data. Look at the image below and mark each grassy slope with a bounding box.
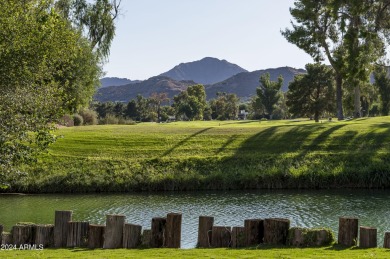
[2,247,390,258]
[10,117,390,193]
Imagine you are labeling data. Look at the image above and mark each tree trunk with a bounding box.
[12,224,36,246]
[244,219,264,246]
[150,217,166,248]
[354,86,361,117]
[66,221,89,248]
[211,226,231,248]
[165,213,182,248]
[54,210,72,248]
[314,110,319,123]
[359,226,377,248]
[35,224,54,248]
[383,232,390,248]
[103,215,125,249]
[123,223,142,249]
[88,224,105,249]
[197,216,214,248]
[338,217,358,246]
[231,226,245,248]
[263,218,290,245]
[336,74,344,120]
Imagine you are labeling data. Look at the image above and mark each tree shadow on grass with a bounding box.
[215,135,238,155]
[162,127,212,157]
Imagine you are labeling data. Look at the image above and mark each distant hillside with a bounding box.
[160,57,247,85]
[95,76,196,102]
[205,67,306,100]
[100,77,141,88]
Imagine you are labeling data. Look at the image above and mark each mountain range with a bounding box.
[96,57,306,102]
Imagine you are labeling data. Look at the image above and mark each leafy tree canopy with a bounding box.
[0,0,119,186]
[287,63,335,122]
[256,73,283,119]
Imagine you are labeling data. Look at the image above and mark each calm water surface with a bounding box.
[0,190,389,248]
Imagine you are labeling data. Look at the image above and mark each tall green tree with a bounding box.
[286,63,335,122]
[173,85,207,120]
[0,0,119,186]
[209,92,239,120]
[255,73,283,119]
[282,0,390,120]
[374,65,390,116]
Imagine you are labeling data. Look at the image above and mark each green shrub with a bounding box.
[79,108,98,125]
[59,114,74,127]
[118,117,136,125]
[100,114,119,124]
[73,114,83,126]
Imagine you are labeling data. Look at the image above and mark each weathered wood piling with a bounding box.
[197,216,214,248]
[150,217,166,248]
[1,232,12,245]
[384,232,390,248]
[103,215,125,249]
[54,210,72,248]
[0,225,3,244]
[338,217,358,246]
[3,210,390,250]
[123,223,142,248]
[66,221,89,247]
[264,218,290,245]
[288,227,333,247]
[141,229,151,247]
[359,226,377,248]
[231,226,245,248]
[12,223,36,246]
[211,226,231,248]
[165,213,182,248]
[35,224,54,247]
[88,224,105,249]
[244,219,264,246]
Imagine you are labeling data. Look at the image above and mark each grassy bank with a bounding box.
[2,246,390,258]
[8,117,390,193]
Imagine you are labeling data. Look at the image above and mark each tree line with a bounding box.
[85,63,390,125]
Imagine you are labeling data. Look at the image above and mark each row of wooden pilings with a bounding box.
[1,212,390,249]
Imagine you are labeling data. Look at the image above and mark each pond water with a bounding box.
[0,190,389,248]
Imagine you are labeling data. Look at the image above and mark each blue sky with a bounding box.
[103,0,314,80]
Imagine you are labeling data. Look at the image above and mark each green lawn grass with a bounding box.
[2,246,390,258]
[9,117,390,193]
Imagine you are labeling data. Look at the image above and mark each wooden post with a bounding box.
[288,227,334,247]
[264,218,290,245]
[35,224,54,248]
[103,215,125,249]
[151,217,166,248]
[244,219,264,246]
[66,221,89,248]
[359,226,377,248]
[88,224,105,249]
[338,217,358,246]
[165,213,182,248]
[123,223,142,248]
[141,229,151,247]
[384,232,390,248]
[231,226,245,248]
[54,210,72,248]
[211,226,231,248]
[1,232,12,245]
[197,216,214,248]
[0,225,3,244]
[12,223,36,246]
